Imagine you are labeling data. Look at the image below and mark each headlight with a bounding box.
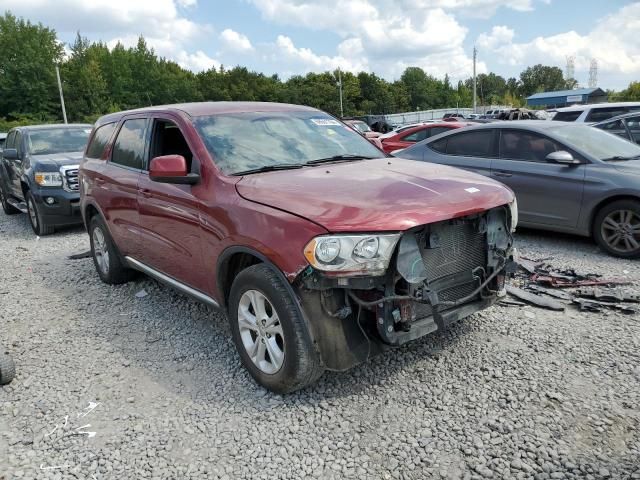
[509,198,518,232]
[34,172,62,187]
[304,234,401,276]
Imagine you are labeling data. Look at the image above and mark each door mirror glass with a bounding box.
[149,155,199,184]
[546,150,581,165]
[2,148,18,160]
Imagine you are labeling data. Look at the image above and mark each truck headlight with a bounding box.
[34,172,62,187]
[304,234,401,276]
[509,198,518,232]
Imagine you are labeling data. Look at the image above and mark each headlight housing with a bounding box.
[304,233,401,276]
[34,171,62,187]
[509,198,518,232]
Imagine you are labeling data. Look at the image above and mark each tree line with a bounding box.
[1,12,639,130]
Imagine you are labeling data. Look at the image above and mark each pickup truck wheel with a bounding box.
[0,188,20,215]
[229,264,323,393]
[594,200,640,258]
[26,192,54,235]
[0,352,16,385]
[89,215,135,285]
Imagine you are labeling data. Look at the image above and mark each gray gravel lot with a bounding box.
[1,211,639,480]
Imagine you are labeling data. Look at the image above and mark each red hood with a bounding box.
[235,158,514,232]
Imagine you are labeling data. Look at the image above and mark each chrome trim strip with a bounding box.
[124,256,220,308]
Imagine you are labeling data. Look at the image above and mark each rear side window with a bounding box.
[429,137,447,153]
[430,126,452,136]
[445,130,495,157]
[553,111,582,122]
[111,119,147,170]
[401,129,428,142]
[585,107,628,122]
[86,123,116,159]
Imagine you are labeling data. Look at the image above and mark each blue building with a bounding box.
[526,88,607,108]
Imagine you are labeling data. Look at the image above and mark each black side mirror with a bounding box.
[546,150,581,165]
[2,148,18,160]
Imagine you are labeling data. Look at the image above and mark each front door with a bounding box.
[491,129,586,228]
[136,116,207,292]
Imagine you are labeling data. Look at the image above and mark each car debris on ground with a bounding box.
[503,257,637,313]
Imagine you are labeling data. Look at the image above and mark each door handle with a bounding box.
[493,171,513,178]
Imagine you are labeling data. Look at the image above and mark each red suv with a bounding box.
[79,102,516,393]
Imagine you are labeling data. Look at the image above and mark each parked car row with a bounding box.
[2,100,639,393]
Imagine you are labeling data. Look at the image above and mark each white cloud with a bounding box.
[176,50,220,71]
[476,3,640,88]
[219,29,254,53]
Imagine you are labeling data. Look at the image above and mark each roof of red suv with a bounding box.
[96,101,319,126]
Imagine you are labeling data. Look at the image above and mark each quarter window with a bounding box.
[111,119,147,170]
[445,130,495,157]
[86,123,117,159]
[500,131,560,163]
[429,126,452,137]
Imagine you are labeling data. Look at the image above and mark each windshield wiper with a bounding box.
[602,155,640,162]
[232,164,304,176]
[305,154,376,165]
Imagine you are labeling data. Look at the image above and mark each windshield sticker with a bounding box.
[311,118,341,126]
[465,187,480,193]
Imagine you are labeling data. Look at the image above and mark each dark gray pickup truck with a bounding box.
[0,124,91,235]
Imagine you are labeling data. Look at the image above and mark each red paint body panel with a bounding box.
[236,158,514,232]
[380,123,464,153]
[149,155,188,177]
[80,102,514,306]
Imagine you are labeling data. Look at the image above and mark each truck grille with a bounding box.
[63,168,79,192]
[414,217,488,319]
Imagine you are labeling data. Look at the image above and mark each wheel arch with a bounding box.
[589,194,640,235]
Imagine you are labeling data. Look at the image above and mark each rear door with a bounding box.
[491,129,586,228]
[426,129,496,177]
[135,114,208,292]
[99,116,148,257]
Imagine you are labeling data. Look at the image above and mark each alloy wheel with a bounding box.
[601,209,640,254]
[237,289,285,375]
[92,227,110,275]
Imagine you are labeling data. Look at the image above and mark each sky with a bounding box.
[1,0,639,90]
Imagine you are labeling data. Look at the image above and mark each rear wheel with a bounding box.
[228,264,323,393]
[26,191,54,235]
[0,352,16,385]
[594,199,640,258]
[0,187,20,215]
[89,215,135,284]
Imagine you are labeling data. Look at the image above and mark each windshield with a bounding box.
[193,111,382,175]
[550,124,640,160]
[28,128,91,155]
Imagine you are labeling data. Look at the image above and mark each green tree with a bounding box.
[518,64,566,97]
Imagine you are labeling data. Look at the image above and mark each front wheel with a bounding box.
[228,264,323,393]
[26,191,54,235]
[594,199,640,258]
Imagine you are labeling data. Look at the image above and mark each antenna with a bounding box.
[565,55,575,85]
[588,59,598,88]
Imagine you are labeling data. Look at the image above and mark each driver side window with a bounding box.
[499,131,561,163]
[149,120,194,172]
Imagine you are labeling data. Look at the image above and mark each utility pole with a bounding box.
[337,67,344,118]
[55,65,68,124]
[472,46,477,114]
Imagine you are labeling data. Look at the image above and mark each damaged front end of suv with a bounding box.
[296,203,517,371]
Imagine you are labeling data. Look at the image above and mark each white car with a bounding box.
[552,102,640,123]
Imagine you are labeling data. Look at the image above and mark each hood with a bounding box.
[236,158,514,232]
[31,151,84,167]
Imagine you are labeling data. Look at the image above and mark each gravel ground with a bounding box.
[1,211,639,480]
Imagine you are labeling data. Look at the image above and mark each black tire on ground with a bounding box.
[0,352,16,385]
[26,191,55,235]
[228,264,323,393]
[0,186,20,215]
[593,199,640,258]
[88,215,136,285]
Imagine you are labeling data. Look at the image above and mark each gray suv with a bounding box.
[396,121,640,258]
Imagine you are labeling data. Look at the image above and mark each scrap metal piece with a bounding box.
[572,298,636,314]
[517,258,539,274]
[499,299,526,307]
[574,288,640,303]
[531,274,632,288]
[527,284,573,301]
[506,285,565,311]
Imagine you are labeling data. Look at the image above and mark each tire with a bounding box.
[26,191,55,236]
[593,199,640,258]
[228,264,323,393]
[0,352,16,385]
[88,215,136,284]
[0,186,20,215]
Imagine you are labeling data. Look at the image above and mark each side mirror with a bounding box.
[546,150,581,165]
[149,155,199,185]
[2,148,18,160]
